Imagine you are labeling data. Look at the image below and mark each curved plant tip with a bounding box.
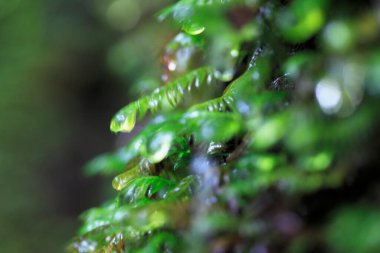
[110,67,216,133]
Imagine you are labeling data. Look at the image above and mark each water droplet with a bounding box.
[149,97,159,112]
[252,70,260,80]
[177,84,184,95]
[145,132,174,163]
[207,74,213,85]
[315,78,343,114]
[224,96,234,106]
[212,102,219,111]
[72,239,97,253]
[182,22,205,35]
[168,60,177,71]
[139,158,155,175]
[207,142,224,154]
[237,100,250,115]
[185,110,200,119]
[187,81,193,92]
[194,76,200,88]
[166,87,177,107]
[230,49,239,57]
[110,107,137,133]
[112,167,140,191]
[215,69,234,82]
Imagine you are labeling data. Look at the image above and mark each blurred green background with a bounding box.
[0,1,110,252]
[0,0,170,251]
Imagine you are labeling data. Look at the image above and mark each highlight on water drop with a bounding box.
[182,21,205,35]
[144,132,174,163]
[110,106,137,133]
[112,166,140,191]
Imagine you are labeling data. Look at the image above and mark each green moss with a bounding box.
[69,1,380,252]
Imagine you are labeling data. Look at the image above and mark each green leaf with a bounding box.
[186,111,243,142]
[84,152,127,176]
[142,131,175,164]
[110,67,215,133]
[92,110,243,176]
[119,176,175,204]
[79,202,118,235]
[163,175,200,201]
[135,232,180,253]
[250,112,288,150]
[190,48,272,113]
[112,165,141,191]
[73,202,186,252]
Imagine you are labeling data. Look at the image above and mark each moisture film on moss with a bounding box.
[68,1,380,253]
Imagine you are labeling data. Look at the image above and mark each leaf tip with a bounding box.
[110,108,137,133]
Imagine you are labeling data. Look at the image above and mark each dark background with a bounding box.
[0,0,166,251]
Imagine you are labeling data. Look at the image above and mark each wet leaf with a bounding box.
[110,67,216,133]
[112,166,141,191]
[119,176,175,204]
[164,175,200,201]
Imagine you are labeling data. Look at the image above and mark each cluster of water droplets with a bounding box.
[70,239,97,253]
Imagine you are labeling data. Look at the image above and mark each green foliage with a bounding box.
[110,67,216,133]
[69,0,380,252]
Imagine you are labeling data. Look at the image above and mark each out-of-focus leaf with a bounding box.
[250,113,288,150]
[277,0,327,43]
[134,232,180,253]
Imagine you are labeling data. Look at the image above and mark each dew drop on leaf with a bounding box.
[112,166,140,191]
[215,69,234,82]
[110,107,137,133]
[194,76,200,88]
[145,132,174,163]
[177,85,185,95]
[71,239,97,253]
[182,22,205,35]
[207,74,213,85]
[230,49,239,57]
